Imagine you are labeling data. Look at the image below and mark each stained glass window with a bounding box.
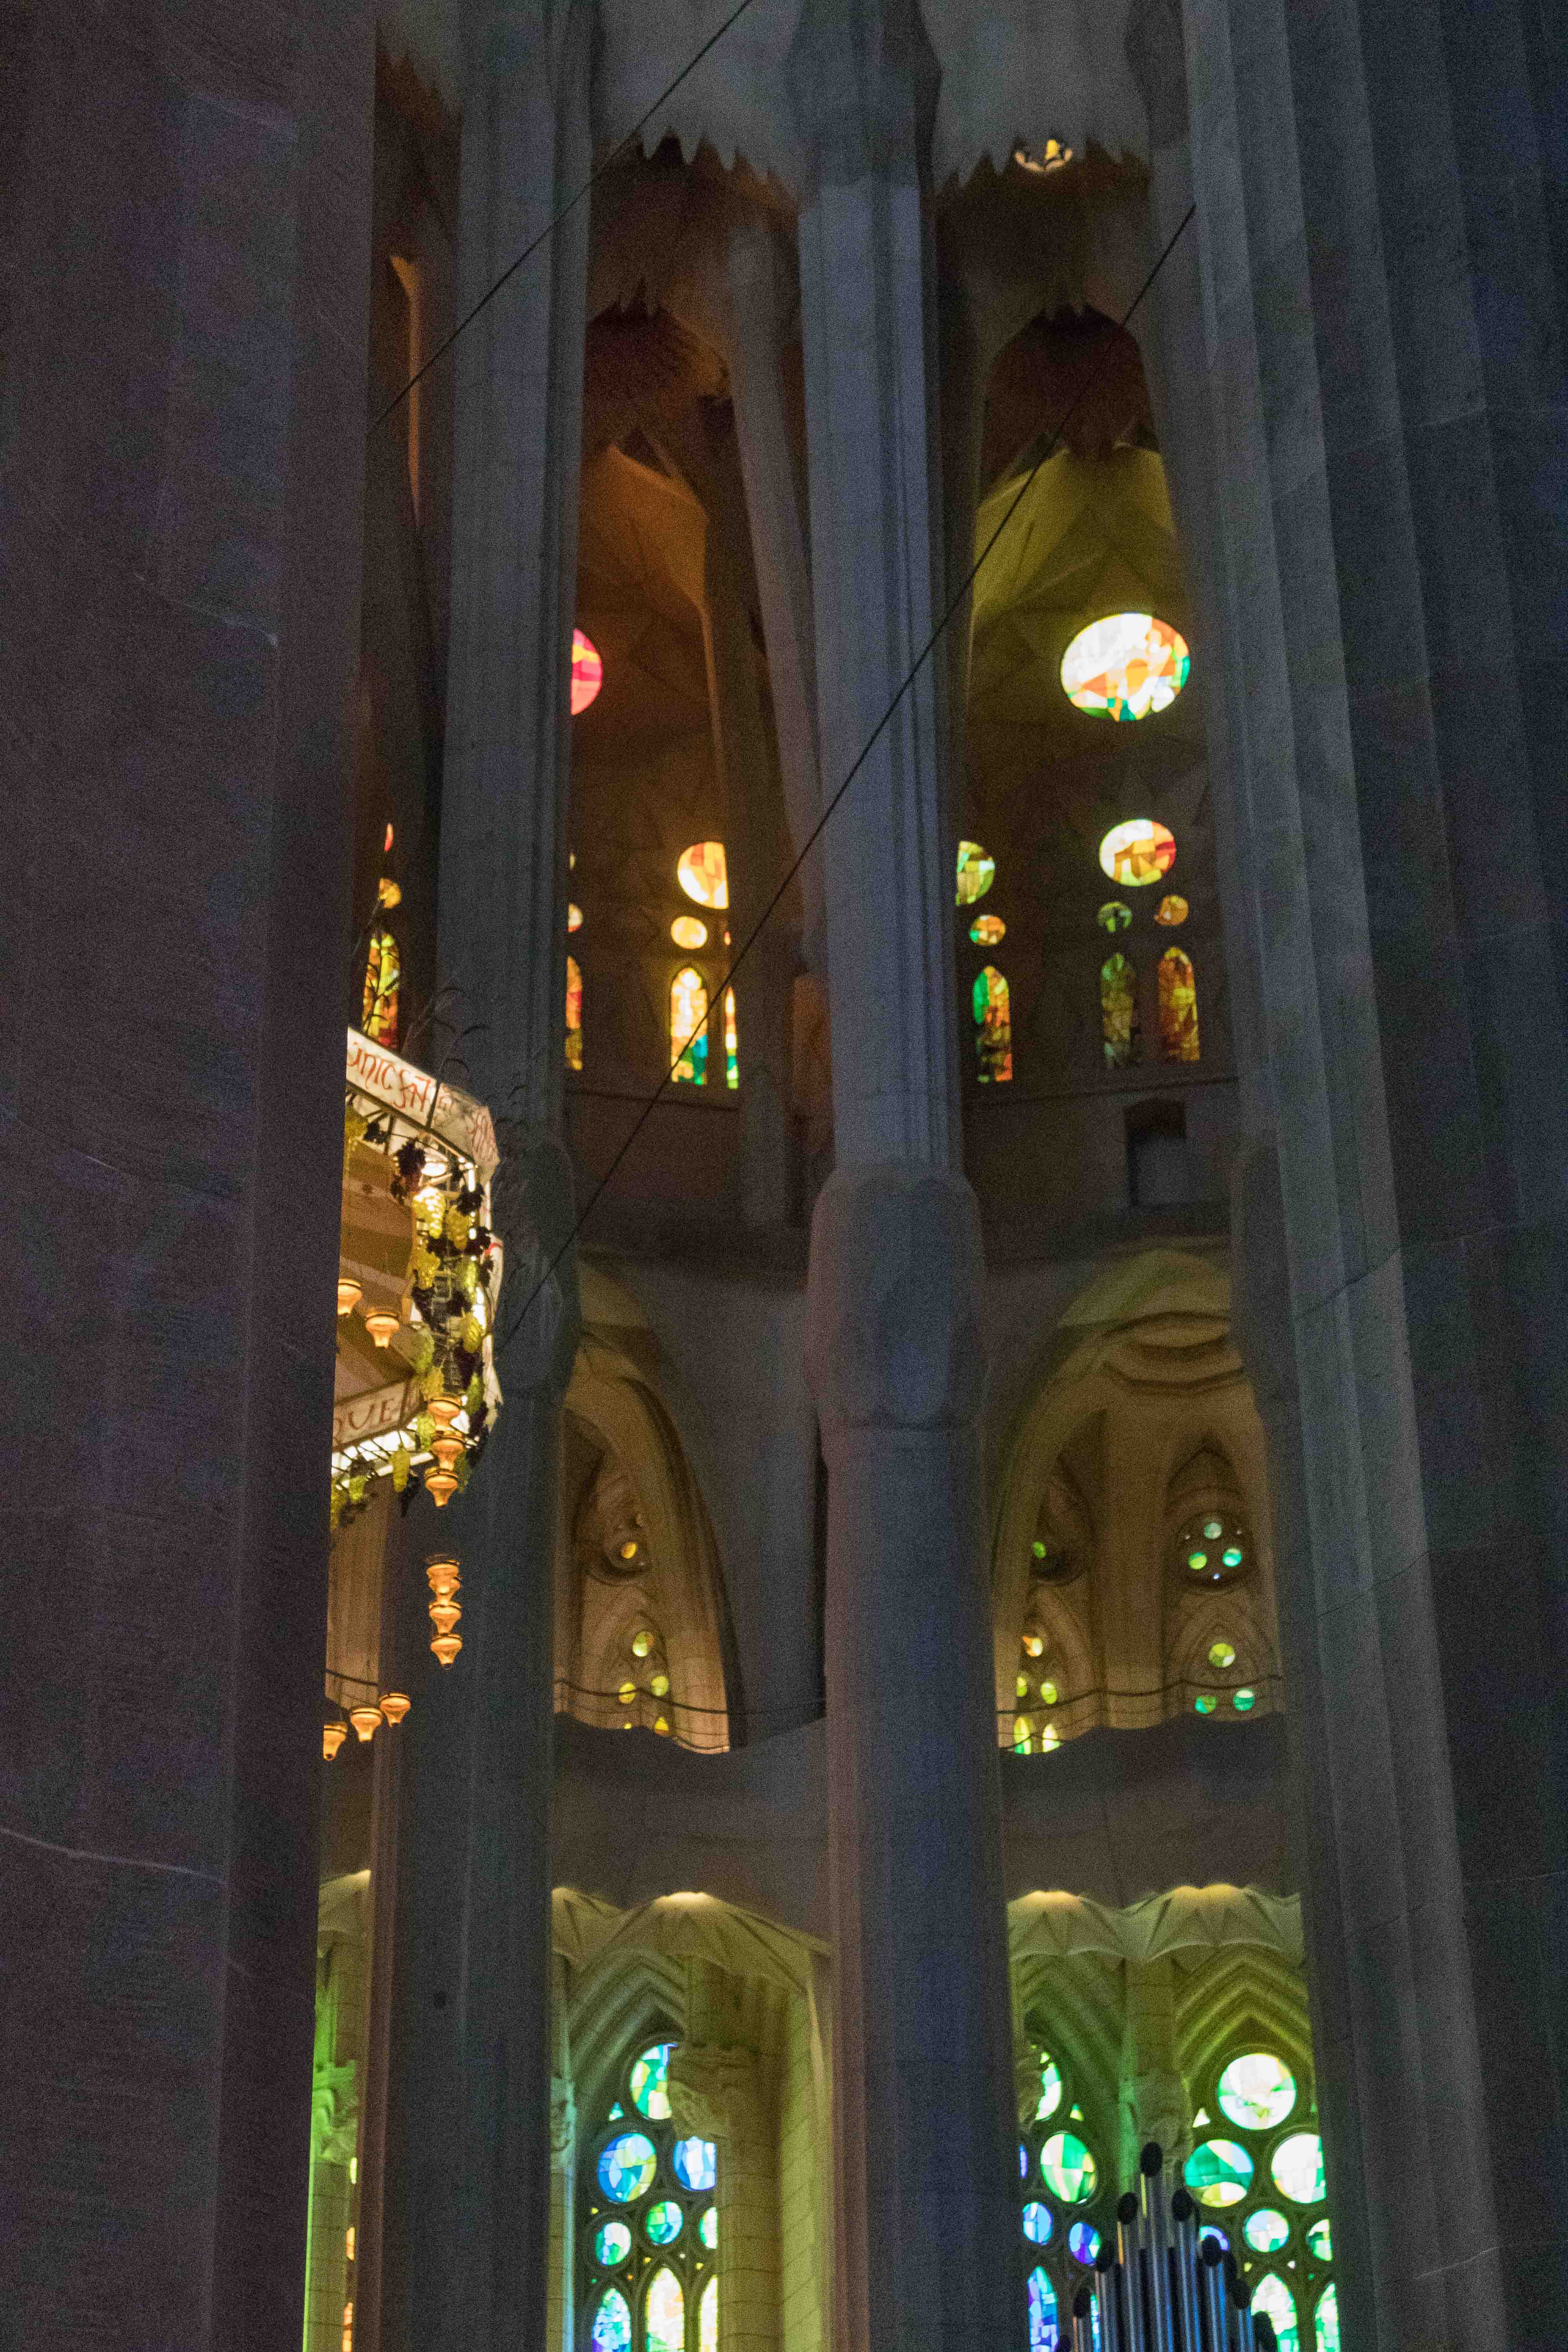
[592,2287,633,2352]
[724,987,739,1092]
[970,913,1006,946]
[1097,901,1132,934]
[1158,946,1200,1062]
[1040,2133,1098,2204]
[579,2042,717,2352]
[1218,2054,1297,2132]
[1175,1514,1249,1587]
[1068,2223,1101,2265]
[1185,2139,1254,2208]
[1187,2045,1334,2336]
[572,628,604,715]
[1061,613,1190,721]
[1313,2285,1339,2352]
[1101,953,1138,1067]
[644,2269,684,2352]
[363,927,400,1047]
[566,953,583,1072]
[1270,2134,1325,2206]
[1306,2221,1332,2261]
[1155,894,1188,926]
[630,2045,674,2121]
[1245,2210,1291,2255]
[644,2202,682,2246]
[595,2221,633,2266]
[671,969,709,1085]
[1018,2048,1107,2346]
[1023,2202,1053,2244]
[673,2139,717,2193]
[671,916,708,950]
[1098,820,1176,887]
[677,842,728,908]
[700,2277,718,2352]
[1251,2276,1299,2352]
[975,966,1013,1083]
[956,840,996,905]
[599,2134,658,2203]
[1027,2266,1058,2352]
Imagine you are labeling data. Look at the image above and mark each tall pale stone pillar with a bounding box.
[670,2044,778,2351]
[379,6,588,2349]
[0,5,372,2347]
[1169,0,1568,2339]
[789,11,1022,2347]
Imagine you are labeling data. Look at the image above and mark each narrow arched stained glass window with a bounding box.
[1158,945,1200,1062]
[677,842,728,908]
[1101,953,1138,1067]
[700,2276,718,2352]
[1028,2265,1058,2350]
[592,2286,633,2352]
[363,926,400,1047]
[724,986,739,1091]
[956,840,996,905]
[644,2269,684,2352]
[975,965,1013,1082]
[566,953,583,1072]
[580,2040,719,2352]
[671,968,709,1085]
[1251,2274,1299,2352]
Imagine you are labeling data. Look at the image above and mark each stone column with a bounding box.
[0,4,372,2347]
[1117,1960,1190,2189]
[379,7,588,2350]
[1172,0,1568,2341]
[547,1965,577,2352]
[788,7,1021,2347]
[669,2044,777,2352]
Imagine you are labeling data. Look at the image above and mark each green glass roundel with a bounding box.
[673,2136,717,2193]
[1233,1688,1257,1711]
[1306,2218,1332,2261]
[700,2205,718,2251]
[1194,1694,1217,1715]
[1035,2054,1064,2121]
[593,2220,633,2266]
[1040,2131,1098,2203]
[1243,2208,1291,2254]
[630,2042,675,2121]
[1313,2283,1340,2352]
[1183,2137,1254,2208]
[592,2287,633,2352]
[1022,2200,1053,2245]
[1217,2051,1298,2131]
[1270,2132,1326,2205]
[598,2132,657,2203]
[644,2200,684,2246]
[1251,2275,1299,2352]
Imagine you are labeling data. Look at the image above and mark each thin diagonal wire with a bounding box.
[498,202,1197,1354]
[368,0,758,436]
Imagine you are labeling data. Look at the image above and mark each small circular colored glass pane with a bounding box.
[671,915,708,949]
[1234,1688,1257,1712]
[629,2043,674,2121]
[1202,1518,1224,1540]
[1099,819,1177,886]
[677,842,729,908]
[970,913,1006,945]
[1271,2133,1325,2205]
[1036,2056,1064,2120]
[568,902,583,931]
[1022,2201,1053,2245]
[1307,2219,1332,2261]
[1040,2131,1098,2203]
[592,2286,632,2352]
[1016,1674,1029,1698]
[1183,2138,1254,2208]
[651,1673,670,1697]
[597,2132,657,2203]
[1040,1680,1058,1706]
[593,2220,633,2267]
[1023,1632,1044,1657]
[1218,2052,1297,2131]
[1069,2222,1102,2265]
[1027,2268,1057,2352]
[1195,1694,1217,1715]
[1019,2141,1030,2180]
[1222,1545,1244,1567]
[1313,2284,1339,2352]
[700,2206,718,2250]
[1251,2276,1300,2352]
[1208,1640,1237,1671]
[1097,900,1132,933]
[631,1630,652,1658]
[1245,2209,1291,2254]
[1156,894,1189,926]
[618,1681,636,1706]
[572,629,604,716]
[1063,613,1190,722]
[956,841,996,906]
[644,2200,683,2246]
[1188,1550,1209,1572]
[673,2136,717,2192]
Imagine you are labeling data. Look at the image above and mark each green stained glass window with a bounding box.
[700,2276,718,2352]
[1035,2056,1064,2121]
[956,840,996,905]
[1307,2220,1332,2261]
[645,2266,684,2352]
[1313,2284,1339,2352]
[1208,1640,1237,1671]
[1217,2052,1297,2132]
[1234,1688,1257,1712]
[1027,2267,1058,2352]
[1202,1518,1223,1540]
[673,2138,716,2193]
[630,2044,674,2122]
[1244,2209,1290,2254]
[1022,2201,1053,2245]
[1270,2133,1325,2205]
[644,2201,683,2246]
[1158,945,1200,1062]
[1097,900,1132,933]
[699,2207,717,2251]
[594,2220,633,2267]
[1251,2276,1299,2352]
[671,967,709,1085]
[974,964,1013,1082]
[608,2102,624,2120]
[1101,951,1138,1067]
[1040,2131,1098,2204]
[592,2288,633,2352]
[1194,1694,1217,1715]
[599,2133,657,2203]
[1222,1545,1243,1567]
[1184,2138,1254,2208]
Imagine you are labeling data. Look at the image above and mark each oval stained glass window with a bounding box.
[1313,2284,1339,2352]
[677,842,729,908]
[1097,900,1132,933]
[1270,2133,1325,2205]
[1306,2219,1332,2261]
[1099,820,1176,887]
[1027,2266,1058,2352]
[1234,1688,1257,1711]
[597,2132,657,2203]
[1156,893,1189,926]
[1035,2056,1064,2121]
[700,2206,718,2250]
[1061,613,1190,721]
[568,901,583,931]
[1251,2276,1299,2352]
[1069,2222,1101,2265]
[1022,2201,1053,2245]
[1209,1640,1237,1671]
[644,2200,683,2245]
[956,840,996,906]
[1040,2131,1098,2203]
[593,2220,633,2266]
[970,913,1006,946]
[671,915,708,950]
[673,2137,717,2192]
[1019,2141,1031,2180]
[700,2276,718,2352]
[1217,2052,1297,2132]
[591,2287,632,2352]
[1194,1694,1217,1715]
[572,628,604,715]
[630,2043,674,2121]
[1245,2209,1291,2254]
[1184,2138,1254,2207]
[645,2267,685,2352]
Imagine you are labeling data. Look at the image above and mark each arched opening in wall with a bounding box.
[1163,1444,1278,1722]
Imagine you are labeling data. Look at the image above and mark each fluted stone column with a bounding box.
[670,2044,777,2351]
[379,7,588,2350]
[1117,1960,1190,2188]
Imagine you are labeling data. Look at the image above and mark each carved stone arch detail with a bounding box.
[1174,1946,1315,2105]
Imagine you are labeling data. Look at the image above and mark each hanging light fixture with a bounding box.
[430,1631,463,1668]
[426,1555,460,1599]
[424,1466,459,1506]
[378,1691,411,1726]
[362,1305,401,1347]
[323,1722,348,1761]
[428,1597,461,1639]
[349,1704,381,1743]
[428,1395,461,1428]
[337,1275,363,1315]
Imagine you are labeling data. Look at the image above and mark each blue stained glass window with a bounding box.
[672,2136,717,2193]
[1022,2201,1053,2245]
[598,2132,657,2204]
[1069,2221,1102,2265]
[644,2200,683,2246]
[592,2287,633,2352]
[1028,2265,1059,2352]
[630,2043,674,2121]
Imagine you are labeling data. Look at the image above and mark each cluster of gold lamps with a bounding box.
[323,1687,412,1761]
[336,1274,403,1349]
[427,1553,462,1667]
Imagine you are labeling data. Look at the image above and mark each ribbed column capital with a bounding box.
[805,1165,985,1435]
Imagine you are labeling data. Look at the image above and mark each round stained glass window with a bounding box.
[629,2043,674,2121]
[1217,2052,1297,2131]
[673,2137,717,2193]
[572,628,604,716]
[1022,2201,1053,2245]
[1202,1517,1223,1539]
[970,913,1006,946]
[1251,2275,1300,2352]
[1234,1689,1257,1712]
[1209,1640,1237,1671]
[593,2220,633,2266]
[598,2132,657,2203]
[1097,900,1132,933]
[1194,1695,1217,1715]
[677,842,729,908]
[1184,2138,1254,2207]
[671,915,708,950]
[1156,894,1189,926]
[1040,2131,1098,2203]
[1062,613,1190,721]
[700,2206,718,2250]
[1069,2221,1102,2265]
[1306,2218,1332,2261]
[1027,2267,1057,2352]
[1313,2283,1339,2352]
[592,2286,632,2352]
[1244,2209,1291,2254]
[1270,2133,1325,2205]
[956,841,996,906]
[1036,2056,1064,2121]
[568,902,583,931]
[644,2200,683,2245]
[1099,819,1176,887]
